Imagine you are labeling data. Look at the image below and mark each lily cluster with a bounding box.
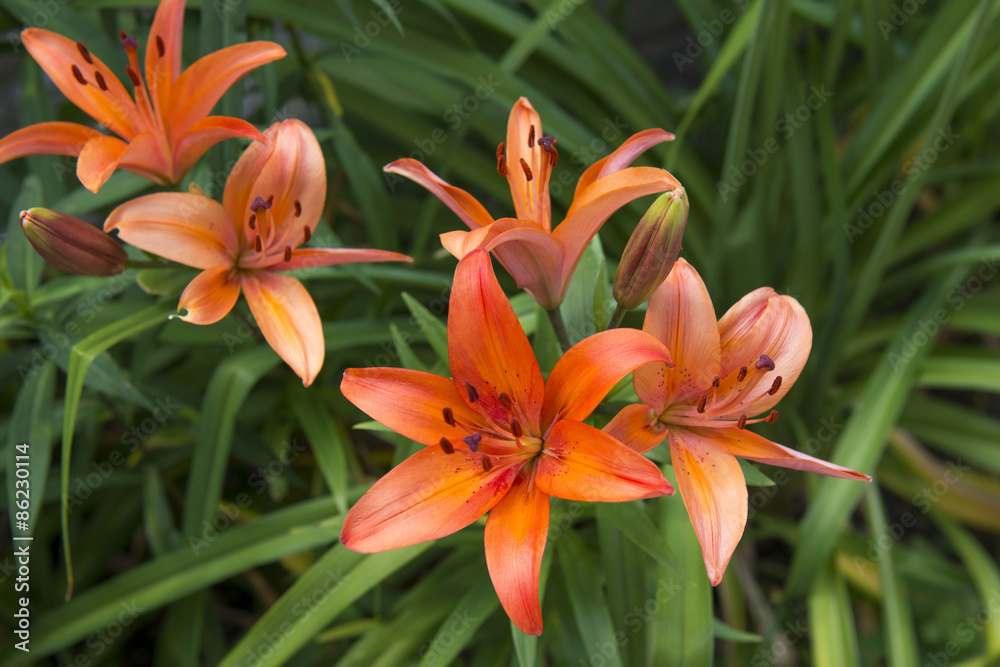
[5,0,871,639]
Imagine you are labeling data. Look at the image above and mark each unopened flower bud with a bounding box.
[613,188,688,310]
[20,207,128,276]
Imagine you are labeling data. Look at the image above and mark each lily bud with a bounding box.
[20,207,128,276]
[613,188,688,310]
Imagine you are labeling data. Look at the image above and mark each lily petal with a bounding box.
[574,128,675,194]
[341,368,515,455]
[0,122,102,164]
[145,0,184,119]
[242,271,324,386]
[669,427,747,585]
[340,443,521,552]
[536,420,674,502]
[177,266,240,324]
[554,167,681,296]
[715,289,811,419]
[634,258,721,412]
[268,247,412,272]
[76,135,127,193]
[105,192,235,266]
[603,403,667,454]
[172,116,267,184]
[384,158,495,230]
[169,41,286,134]
[541,328,671,428]
[441,218,565,309]
[504,97,551,230]
[708,427,872,481]
[485,465,549,636]
[224,119,324,250]
[117,130,172,185]
[448,250,545,433]
[22,29,137,139]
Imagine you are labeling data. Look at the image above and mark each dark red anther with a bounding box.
[439,437,455,454]
[538,136,558,165]
[696,393,707,413]
[464,434,481,452]
[71,65,87,85]
[248,214,256,230]
[519,158,533,182]
[155,35,165,57]
[496,142,507,177]
[481,455,493,472]
[250,196,271,212]
[756,354,775,371]
[510,419,523,438]
[528,124,535,148]
[293,200,302,217]
[254,235,262,253]
[765,410,778,423]
[120,30,127,40]
[465,381,479,403]
[283,246,292,262]
[712,375,720,388]
[498,392,513,410]
[442,407,455,426]
[121,34,137,50]
[737,366,748,382]
[768,376,782,396]
[76,42,93,64]
[303,226,312,243]
[736,414,747,430]
[126,66,141,86]
[267,194,274,206]
[94,71,108,90]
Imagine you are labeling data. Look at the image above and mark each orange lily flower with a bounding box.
[340,249,674,634]
[105,119,410,386]
[0,0,285,192]
[384,97,682,309]
[604,259,871,584]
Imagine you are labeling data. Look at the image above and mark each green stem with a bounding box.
[546,307,572,354]
[607,303,627,330]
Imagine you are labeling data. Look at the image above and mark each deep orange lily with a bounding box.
[0,0,285,192]
[384,97,682,309]
[105,119,410,386]
[340,249,674,634]
[604,259,871,585]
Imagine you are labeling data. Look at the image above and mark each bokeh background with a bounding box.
[1,0,999,665]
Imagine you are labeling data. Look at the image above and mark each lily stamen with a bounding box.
[439,437,455,454]
[71,65,87,85]
[466,381,479,403]
[76,42,93,64]
[464,434,482,452]
[520,158,533,182]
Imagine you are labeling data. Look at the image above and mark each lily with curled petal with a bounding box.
[340,249,675,635]
[604,259,871,585]
[384,97,682,309]
[0,0,285,192]
[105,119,410,386]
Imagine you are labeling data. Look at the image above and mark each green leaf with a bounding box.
[291,385,350,514]
[595,502,682,576]
[417,575,499,666]
[402,291,449,364]
[6,176,45,301]
[136,266,199,296]
[808,563,861,667]
[739,459,776,486]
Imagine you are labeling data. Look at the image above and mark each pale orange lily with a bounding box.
[604,259,871,585]
[384,97,682,309]
[340,249,674,634]
[0,0,285,192]
[105,119,410,386]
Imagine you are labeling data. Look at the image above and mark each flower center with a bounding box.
[660,353,781,430]
[239,194,307,266]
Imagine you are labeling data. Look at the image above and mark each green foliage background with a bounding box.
[1,0,999,664]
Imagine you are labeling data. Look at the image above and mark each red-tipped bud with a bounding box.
[613,188,688,310]
[20,208,127,276]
